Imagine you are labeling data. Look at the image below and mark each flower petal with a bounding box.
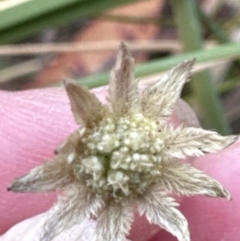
[141,60,194,121]
[138,187,190,241]
[163,126,238,159]
[64,81,106,127]
[41,185,104,241]
[109,42,139,115]
[96,201,134,241]
[8,156,73,192]
[160,162,230,199]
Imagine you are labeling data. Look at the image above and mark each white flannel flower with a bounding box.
[8,43,238,241]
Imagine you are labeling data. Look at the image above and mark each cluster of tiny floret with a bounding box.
[72,113,165,198]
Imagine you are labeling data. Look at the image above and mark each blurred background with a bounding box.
[1,0,240,134]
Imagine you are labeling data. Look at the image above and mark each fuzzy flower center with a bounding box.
[74,113,165,198]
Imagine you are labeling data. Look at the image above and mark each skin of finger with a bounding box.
[3,143,239,241]
[0,84,234,240]
[0,212,160,241]
[1,213,98,241]
[3,140,240,241]
[149,140,240,241]
[3,84,232,241]
[0,86,164,240]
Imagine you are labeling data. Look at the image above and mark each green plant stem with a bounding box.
[78,42,240,87]
[0,0,79,31]
[0,0,139,44]
[170,0,230,134]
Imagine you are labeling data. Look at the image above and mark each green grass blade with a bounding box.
[170,0,231,134]
[0,0,80,31]
[0,0,139,43]
[78,42,240,89]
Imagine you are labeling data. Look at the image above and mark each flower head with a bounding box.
[8,43,238,241]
